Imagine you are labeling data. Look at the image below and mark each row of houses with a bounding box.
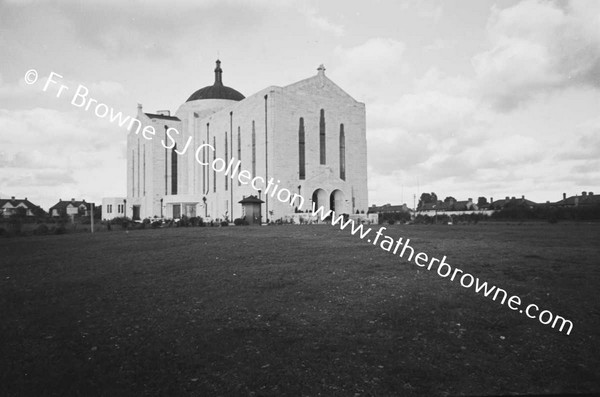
[3,191,598,220]
[0,197,95,218]
[369,191,600,216]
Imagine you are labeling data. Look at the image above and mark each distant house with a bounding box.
[49,198,93,217]
[102,197,126,220]
[0,196,44,217]
[368,203,411,214]
[553,191,599,207]
[417,197,494,217]
[452,198,478,211]
[489,195,537,210]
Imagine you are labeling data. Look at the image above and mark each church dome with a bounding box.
[186,60,245,102]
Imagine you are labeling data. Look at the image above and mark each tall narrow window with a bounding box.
[299,117,305,180]
[131,150,135,197]
[205,123,210,194]
[213,136,216,193]
[137,140,140,196]
[224,132,228,191]
[319,109,326,164]
[171,144,178,195]
[339,124,346,181]
[143,145,146,195]
[237,127,242,186]
[202,139,206,193]
[252,121,256,177]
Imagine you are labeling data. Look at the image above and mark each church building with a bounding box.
[125,60,368,223]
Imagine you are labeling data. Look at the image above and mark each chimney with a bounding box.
[582,191,587,196]
[11,196,15,200]
[511,196,516,200]
[563,193,566,200]
[590,192,594,196]
[522,195,525,199]
[71,198,75,202]
[505,196,509,200]
[490,197,493,203]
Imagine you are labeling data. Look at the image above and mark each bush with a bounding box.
[234,218,249,226]
[54,225,67,235]
[33,224,49,235]
[151,220,162,228]
[189,216,204,227]
[110,217,131,226]
[220,221,229,227]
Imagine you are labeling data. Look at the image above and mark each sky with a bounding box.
[1,0,599,210]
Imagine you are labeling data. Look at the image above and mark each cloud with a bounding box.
[298,4,344,37]
[333,38,408,102]
[555,118,600,160]
[473,0,600,110]
[399,0,443,23]
[0,107,126,205]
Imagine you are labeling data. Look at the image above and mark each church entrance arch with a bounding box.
[311,188,327,211]
[329,189,345,213]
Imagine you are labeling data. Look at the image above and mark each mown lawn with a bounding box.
[1,222,599,396]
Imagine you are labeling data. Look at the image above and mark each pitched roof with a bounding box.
[368,204,409,213]
[49,199,93,211]
[490,197,538,208]
[554,193,600,206]
[0,197,37,209]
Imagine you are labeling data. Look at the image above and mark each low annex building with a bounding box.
[125,60,368,222]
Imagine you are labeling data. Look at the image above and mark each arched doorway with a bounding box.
[312,188,327,211]
[330,189,345,213]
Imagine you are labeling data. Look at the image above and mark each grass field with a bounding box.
[1,222,599,396]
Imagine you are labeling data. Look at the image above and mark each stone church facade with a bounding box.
[125,60,368,222]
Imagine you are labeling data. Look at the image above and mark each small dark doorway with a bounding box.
[132,205,141,221]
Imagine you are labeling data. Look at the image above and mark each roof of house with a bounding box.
[368,204,409,213]
[490,197,538,208]
[554,193,600,206]
[49,199,93,211]
[0,197,37,209]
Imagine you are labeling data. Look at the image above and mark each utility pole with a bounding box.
[90,203,94,233]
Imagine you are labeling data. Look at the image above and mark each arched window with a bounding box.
[339,124,345,181]
[319,109,326,164]
[171,144,178,195]
[299,117,305,180]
